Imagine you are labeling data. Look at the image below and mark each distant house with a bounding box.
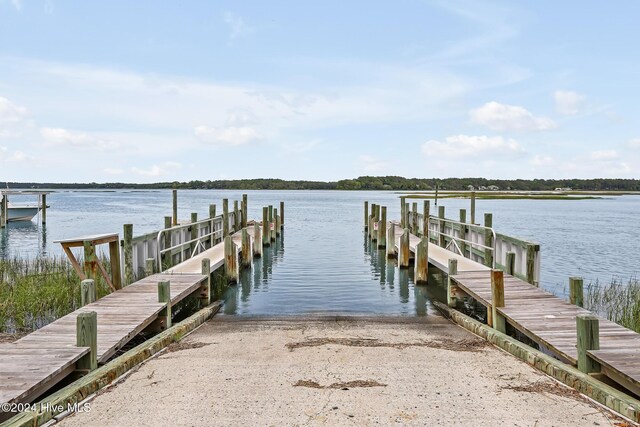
[487,185,500,191]
[467,185,475,191]
[554,187,572,191]
[478,186,487,191]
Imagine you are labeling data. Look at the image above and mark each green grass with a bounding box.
[0,256,110,333]
[585,277,640,333]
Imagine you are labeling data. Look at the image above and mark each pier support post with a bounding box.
[400,197,406,228]
[145,258,155,277]
[411,202,418,234]
[262,207,270,247]
[399,228,410,268]
[387,224,396,259]
[190,212,198,253]
[447,259,458,307]
[369,204,376,238]
[470,191,476,224]
[423,201,430,238]
[438,206,446,247]
[201,259,211,306]
[0,194,5,228]
[241,228,251,267]
[435,184,438,205]
[491,269,506,333]
[404,203,410,233]
[526,244,536,286]
[222,199,229,238]
[209,204,216,220]
[271,208,277,242]
[83,240,97,281]
[158,280,172,330]
[459,209,467,256]
[280,201,285,228]
[242,194,248,228]
[123,224,134,285]
[233,200,240,232]
[41,193,47,224]
[81,279,96,307]
[414,237,428,284]
[253,222,262,257]
[569,277,584,307]
[577,314,600,374]
[484,213,493,267]
[76,311,97,372]
[506,251,515,276]
[364,201,369,230]
[276,211,281,237]
[172,189,178,226]
[108,238,122,289]
[378,206,387,248]
[162,216,172,270]
[371,204,379,242]
[224,236,239,283]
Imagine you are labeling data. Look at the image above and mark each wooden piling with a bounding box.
[190,212,198,253]
[506,251,516,276]
[83,240,97,281]
[123,224,134,285]
[369,203,376,238]
[569,277,584,307]
[172,189,178,226]
[577,314,600,374]
[371,204,378,242]
[411,202,418,234]
[201,259,211,306]
[162,216,172,269]
[526,244,536,286]
[224,236,239,283]
[108,238,122,290]
[378,206,387,248]
[491,269,506,333]
[80,279,96,307]
[233,200,240,232]
[459,209,467,256]
[438,206,446,247]
[400,197,406,228]
[387,224,396,259]
[262,207,270,247]
[222,199,229,238]
[280,201,285,227]
[484,213,493,267]
[447,259,458,307]
[157,280,172,330]
[145,258,155,277]
[0,194,5,228]
[271,208,278,242]
[423,200,430,238]
[253,222,262,257]
[435,184,439,205]
[414,237,428,284]
[241,228,251,267]
[470,191,476,224]
[209,204,216,219]
[276,212,282,237]
[76,311,97,372]
[242,194,248,228]
[41,194,47,224]
[399,228,410,268]
[404,203,410,232]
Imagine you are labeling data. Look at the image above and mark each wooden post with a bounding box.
[414,237,428,284]
[241,228,251,267]
[280,201,285,228]
[253,222,262,257]
[447,259,458,307]
[378,206,387,248]
[190,212,198,253]
[438,206,446,247]
[576,314,600,374]
[411,202,418,234]
[423,200,430,238]
[459,209,467,257]
[172,189,178,226]
[271,208,277,242]
[233,200,240,232]
[123,224,134,285]
[83,241,97,281]
[506,251,516,276]
[491,269,506,333]
[262,207,270,247]
[222,199,229,238]
[201,259,211,306]
[526,244,536,286]
[470,191,476,224]
[399,228,410,268]
[162,216,172,270]
[371,204,378,242]
[387,224,396,259]
[108,239,122,289]
[276,212,281,237]
[145,258,155,277]
[369,203,376,238]
[569,277,584,307]
[76,311,97,372]
[209,204,216,219]
[400,197,406,228]
[0,194,5,228]
[484,213,493,267]
[80,279,96,307]
[41,193,47,224]
[404,203,410,232]
[158,280,172,330]
[224,236,239,283]
[435,184,439,206]
[242,194,248,228]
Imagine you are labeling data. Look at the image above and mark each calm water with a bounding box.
[1,190,638,314]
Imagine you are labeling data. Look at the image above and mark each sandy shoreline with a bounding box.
[59,315,619,426]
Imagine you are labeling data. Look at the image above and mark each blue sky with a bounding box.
[0,1,639,182]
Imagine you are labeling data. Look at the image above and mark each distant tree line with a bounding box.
[6,177,640,191]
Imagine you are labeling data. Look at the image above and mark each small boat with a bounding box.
[7,202,42,222]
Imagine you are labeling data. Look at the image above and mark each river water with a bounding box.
[1,190,638,315]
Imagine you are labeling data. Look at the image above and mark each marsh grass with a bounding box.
[585,277,640,333]
[0,256,111,333]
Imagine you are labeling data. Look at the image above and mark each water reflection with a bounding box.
[0,221,49,259]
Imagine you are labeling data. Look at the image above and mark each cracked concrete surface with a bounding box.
[60,316,618,426]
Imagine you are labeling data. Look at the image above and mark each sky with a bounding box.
[0,1,639,183]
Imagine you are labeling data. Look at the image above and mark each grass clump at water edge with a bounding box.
[0,256,111,334]
[585,277,640,333]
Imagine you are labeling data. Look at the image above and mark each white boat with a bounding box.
[7,202,42,222]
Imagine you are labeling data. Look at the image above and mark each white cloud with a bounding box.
[470,101,556,132]
[41,127,118,150]
[282,139,320,154]
[421,134,523,158]
[589,150,618,161]
[0,146,27,162]
[358,155,389,173]
[0,97,28,123]
[104,167,124,175]
[131,161,182,177]
[224,12,252,40]
[194,125,262,146]
[554,90,586,115]
[531,154,554,166]
[628,138,640,148]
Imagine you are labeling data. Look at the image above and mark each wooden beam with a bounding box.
[76,311,97,373]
